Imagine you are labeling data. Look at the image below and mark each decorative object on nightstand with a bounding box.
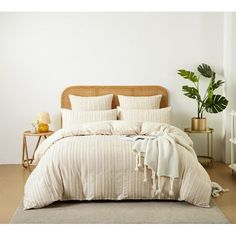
[184,127,214,168]
[229,111,236,174]
[178,63,228,131]
[31,120,39,133]
[36,112,51,132]
[22,130,54,169]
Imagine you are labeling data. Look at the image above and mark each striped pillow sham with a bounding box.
[118,107,171,124]
[61,108,118,129]
[118,95,162,109]
[69,94,113,110]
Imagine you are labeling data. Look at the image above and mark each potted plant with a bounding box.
[178,63,228,131]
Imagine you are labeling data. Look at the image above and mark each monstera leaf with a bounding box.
[197,63,214,78]
[178,70,198,83]
[210,72,224,91]
[182,85,201,100]
[205,94,228,113]
[212,79,224,90]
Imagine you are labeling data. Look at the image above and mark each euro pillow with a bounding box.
[118,107,171,124]
[61,108,118,129]
[118,94,162,109]
[69,94,113,110]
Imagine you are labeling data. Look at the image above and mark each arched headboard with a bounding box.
[61,85,168,109]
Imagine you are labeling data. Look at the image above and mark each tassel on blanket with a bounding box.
[151,170,157,197]
[135,152,143,171]
[155,176,162,195]
[138,152,143,168]
[152,170,156,190]
[211,182,229,197]
[151,171,163,197]
[169,177,175,197]
[135,154,139,171]
[143,165,147,182]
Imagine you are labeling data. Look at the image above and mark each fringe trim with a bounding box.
[135,152,175,197]
[169,177,175,197]
[135,154,139,171]
[143,165,147,182]
[138,152,143,168]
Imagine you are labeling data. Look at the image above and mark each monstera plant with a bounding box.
[178,63,228,130]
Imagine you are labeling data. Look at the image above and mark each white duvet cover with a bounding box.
[24,121,211,209]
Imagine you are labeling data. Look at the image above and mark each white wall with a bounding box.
[0,12,225,164]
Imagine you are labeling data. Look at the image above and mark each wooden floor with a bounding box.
[0,163,235,224]
[207,162,236,223]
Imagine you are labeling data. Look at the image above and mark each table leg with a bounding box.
[31,136,42,164]
[24,136,31,170]
[22,135,26,168]
[211,132,213,168]
[207,133,209,157]
[206,133,209,167]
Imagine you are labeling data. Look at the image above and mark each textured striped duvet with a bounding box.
[24,121,211,209]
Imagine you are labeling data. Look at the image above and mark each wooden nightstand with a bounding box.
[184,128,214,168]
[22,130,54,169]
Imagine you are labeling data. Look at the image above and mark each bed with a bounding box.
[23,85,212,209]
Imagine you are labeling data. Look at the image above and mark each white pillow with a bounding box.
[118,94,162,109]
[61,108,118,129]
[69,121,112,135]
[69,94,113,110]
[118,107,171,124]
[111,121,142,135]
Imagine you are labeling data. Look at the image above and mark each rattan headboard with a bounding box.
[61,85,168,109]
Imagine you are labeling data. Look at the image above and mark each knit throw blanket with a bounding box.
[130,133,229,199]
[131,131,181,197]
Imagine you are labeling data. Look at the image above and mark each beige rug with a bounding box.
[10,200,230,224]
